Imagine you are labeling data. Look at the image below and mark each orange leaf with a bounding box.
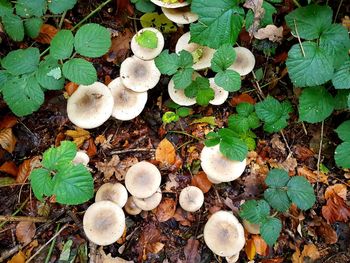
[245,238,256,260]
[191,171,212,193]
[16,157,41,183]
[105,29,133,64]
[297,166,328,184]
[291,247,302,263]
[301,244,320,261]
[0,161,18,177]
[231,93,256,106]
[0,115,17,129]
[261,258,284,263]
[8,251,26,263]
[0,128,16,153]
[155,198,176,222]
[252,235,268,256]
[16,221,36,244]
[35,24,58,44]
[65,128,90,147]
[155,138,176,167]
[65,82,79,96]
[324,184,347,200]
[322,193,350,224]
[86,138,97,157]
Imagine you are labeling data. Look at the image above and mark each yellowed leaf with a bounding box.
[291,247,302,263]
[191,171,212,193]
[245,238,256,260]
[297,166,328,184]
[8,251,26,263]
[16,156,41,183]
[324,184,347,200]
[301,244,320,261]
[65,128,90,147]
[0,128,16,153]
[252,235,268,256]
[16,221,36,244]
[155,138,176,167]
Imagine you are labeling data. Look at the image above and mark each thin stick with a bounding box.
[301,121,308,135]
[0,198,29,229]
[110,148,156,155]
[44,224,60,263]
[168,130,202,141]
[58,11,67,29]
[294,19,305,57]
[251,71,265,100]
[0,182,29,188]
[334,0,344,23]
[316,121,324,192]
[292,0,301,7]
[0,215,48,223]
[280,129,293,156]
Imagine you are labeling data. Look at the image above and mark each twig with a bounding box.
[293,19,305,57]
[44,224,60,263]
[0,182,29,188]
[301,121,308,135]
[168,130,202,141]
[316,121,324,192]
[292,0,301,7]
[0,215,48,223]
[0,198,29,229]
[334,0,344,23]
[251,71,265,100]
[110,148,156,155]
[280,129,293,156]
[58,11,67,29]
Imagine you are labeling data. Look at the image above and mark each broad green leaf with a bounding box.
[247,113,260,129]
[214,69,241,92]
[236,102,254,117]
[29,168,54,201]
[228,114,250,133]
[220,136,248,161]
[2,75,44,116]
[162,111,179,124]
[287,176,315,210]
[62,58,97,85]
[218,127,239,139]
[176,107,191,117]
[53,164,94,205]
[131,0,156,13]
[285,5,332,40]
[190,0,244,49]
[332,59,350,89]
[165,100,180,109]
[286,42,334,87]
[265,169,289,187]
[184,76,214,105]
[140,13,176,33]
[50,30,74,60]
[0,0,13,17]
[24,17,43,38]
[264,188,291,212]
[178,50,193,68]
[260,217,282,246]
[0,70,9,92]
[255,96,282,123]
[42,141,76,170]
[204,132,221,147]
[36,57,65,90]
[48,0,77,14]
[47,68,62,79]
[243,136,256,151]
[74,23,111,58]
[173,68,194,89]
[334,90,350,110]
[1,47,40,75]
[239,200,270,224]
[136,30,158,49]
[335,120,350,142]
[211,44,236,72]
[155,50,179,75]
[15,0,46,18]
[2,14,24,42]
[335,142,350,168]
[299,86,334,123]
[263,117,288,133]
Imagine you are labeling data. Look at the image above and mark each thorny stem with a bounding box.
[44,224,60,263]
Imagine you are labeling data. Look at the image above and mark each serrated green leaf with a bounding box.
[36,57,65,90]
[247,113,260,129]
[261,217,282,246]
[228,114,250,133]
[47,68,62,80]
[211,44,236,72]
[264,188,291,212]
[204,132,221,147]
[287,176,315,210]
[299,86,334,123]
[162,111,179,124]
[255,96,282,123]
[334,90,350,110]
[136,30,158,49]
[155,50,179,75]
[239,200,270,224]
[24,17,43,38]
[335,142,350,168]
[0,0,13,17]
[178,50,193,68]
[332,59,350,89]
[220,136,248,161]
[15,0,46,18]
[184,76,214,106]
[50,29,74,60]
[263,117,288,133]
[74,23,111,58]
[165,100,180,109]
[29,168,54,201]
[0,70,9,92]
[2,47,40,75]
[336,120,350,142]
[266,169,289,187]
[176,107,191,117]
[131,0,156,13]
[243,136,256,151]
[2,14,24,42]
[62,58,97,85]
[173,68,194,89]
[214,69,241,92]
[48,0,77,14]
[42,141,77,170]
[236,102,254,117]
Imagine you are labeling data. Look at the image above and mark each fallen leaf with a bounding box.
[291,247,301,263]
[254,25,283,42]
[293,145,314,161]
[115,157,138,181]
[65,128,90,147]
[86,138,97,157]
[324,184,347,200]
[245,238,256,260]
[342,16,350,30]
[0,115,17,129]
[301,244,320,261]
[95,134,113,150]
[252,235,268,256]
[315,220,338,244]
[165,173,179,192]
[95,155,120,180]
[16,157,41,183]
[65,82,79,96]
[184,237,201,263]
[191,171,212,193]
[155,138,176,167]
[277,155,298,175]
[137,223,165,261]
[106,29,133,64]
[297,166,328,184]
[0,177,15,186]
[97,247,134,263]
[243,0,264,36]
[35,24,58,44]
[322,193,350,224]
[0,128,16,153]
[0,161,18,176]
[173,207,194,226]
[16,221,36,244]
[270,134,286,155]
[24,240,39,259]
[261,258,284,263]
[8,251,26,263]
[231,93,256,106]
[155,198,176,222]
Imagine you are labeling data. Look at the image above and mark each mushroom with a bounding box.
[200,144,246,183]
[131,27,164,60]
[204,211,245,257]
[161,6,198,25]
[175,32,215,70]
[179,186,204,212]
[108,77,147,120]
[168,78,196,106]
[125,161,162,198]
[95,183,128,208]
[83,200,125,246]
[67,82,114,129]
[133,188,162,211]
[242,219,260,234]
[150,0,189,8]
[228,47,255,76]
[124,196,142,215]
[209,78,229,105]
[226,254,239,263]
[73,150,90,166]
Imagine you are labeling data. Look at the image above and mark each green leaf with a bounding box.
[29,168,54,201]
[50,29,74,60]
[0,70,9,92]
[15,0,46,18]
[192,116,217,126]
[332,59,350,89]
[2,14,24,42]
[1,47,40,75]
[247,113,260,129]
[190,0,244,49]
[335,142,350,168]
[42,141,77,170]
[131,0,156,13]
[286,42,334,87]
[0,0,13,17]
[136,30,158,49]
[62,58,97,85]
[287,176,315,210]
[245,1,276,30]
[299,86,334,123]
[228,115,250,133]
[285,5,332,40]
[184,76,214,106]
[154,50,179,75]
[173,68,194,89]
[48,0,77,14]
[176,107,191,117]
[264,188,291,212]
[2,75,44,116]
[264,117,288,133]
[214,69,241,92]
[162,111,179,124]
[204,132,221,147]
[260,217,282,246]
[243,136,256,151]
[211,44,236,72]
[24,17,43,38]
[236,102,254,117]
[220,135,248,161]
[255,96,282,123]
[53,164,94,205]
[74,23,111,58]
[178,50,193,68]
[334,90,350,110]
[335,120,350,142]
[239,200,270,224]
[36,57,65,90]
[265,169,289,187]
[140,13,176,33]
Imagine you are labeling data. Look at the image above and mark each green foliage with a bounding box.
[48,0,78,14]
[50,30,75,60]
[335,121,350,168]
[140,13,176,33]
[136,30,158,49]
[29,141,94,205]
[334,90,350,110]
[131,0,156,13]
[184,76,214,106]
[162,102,191,124]
[62,58,97,85]
[332,59,350,89]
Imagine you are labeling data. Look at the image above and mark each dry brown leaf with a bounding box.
[35,24,58,44]
[0,128,16,153]
[191,171,212,193]
[261,258,284,263]
[86,138,97,157]
[293,145,314,161]
[165,173,179,192]
[155,198,176,222]
[147,242,165,256]
[230,93,256,106]
[315,220,338,244]
[278,156,298,175]
[8,251,26,263]
[291,247,302,263]
[16,221,36,244]
[16,157,41,183]
[156,138,176,167]
[184,237,201,263]
[24,240,39,259]
[322,193,350,224]
[95,155,120,180]
[254,25,283,42]
[97,247,134,263]
[64,82,79,96]
[297,166,328,184]
[173,207,194,226]
[252,235,268,256]
[95,134,113,150]
[301,244,320,261]
[271,134,286,154]
[243,0,264,35]
[106,29,133,64]
[0,115,17,129]
[65,128,90,147]
[0,161,18,177]
[245,238,256,260]
[137,223,165,261]
[324,184,347,200]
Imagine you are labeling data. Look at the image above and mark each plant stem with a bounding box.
[0,198,29,229]
[44,224,60,263]
[168,130,202,141]
[292,0,301,7]
[316,120,324,192]
[58,11,67,29]
[0,215,48,223]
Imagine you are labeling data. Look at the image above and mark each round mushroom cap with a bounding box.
[150,0,189,8]
[204,211,245,257]
[83,201,125,246]
[209,78,229,105]
[161,6,198,24]
[133,188,162,211]
[200,145,246,183]
[228,47,255,76]
[120,56,161,92]
[95,183,128,208]
[131,27,164,60]
[242,219,260,234]
[226,254,239,263]
[108,77,147,121]
[125,161,162,198]
[67,82,114,129]
[175,32,215,70]
[124,196,142,215]
[179,186,204,212]
[73,151,90,166]
[168,79,196,106]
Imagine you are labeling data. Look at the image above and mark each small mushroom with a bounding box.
[67,82,114,129]
[108,77,147,120]
[179,186,204,212]
[95,183,128,208]
[200,144,246,183]
[124,196,142,215]
[133,188,162,211]
[242,219,260,234]
[161,6,198,25]
[83,201,125,246]
[131,27,164,60]
[204,210,245,257]
[125,161,162,198]
[168,78,196,106]
[226,254,239,263]
[175,32,215,70]
[73,151,90,166]
[209,78,229,105]
[120,56,161,92]
[228,47,255,76]
[150,0,189,8]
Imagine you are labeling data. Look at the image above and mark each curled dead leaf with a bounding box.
[0,161,18,177]
[156,138,176,168]
[297,166,328,184]
[191,171,212,193]
[106,29,133,64]
[0,128,16,153]
[292,244,320,263]
[65,128,90,147]
[324,184,347,200]
[65,82,79,96]
[35,24,58,44]
[254,25,283,42]
[173,207,194,226]
[155,198,176,222]
[16,221,36,244]
[252,235,268,256]
[322,193,350,224]
[16,156,41,183]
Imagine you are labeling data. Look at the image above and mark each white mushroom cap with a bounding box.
[228,47,255,76]
[131,27,164,60]
[120,56,161,92]
[108,77,147,120]
[83,201,125,246]
[133,188,162,211]
[73,151,90,166]
[209,78,229,105]
[95,183,128,208]
[67,82,114,129]
[242,219,260,234]
[161,6,198,24]
[179,186,204,212]
[150,0,189,8]
[124,196,142,215]
[168,78,196,106]
[175,32,215,70]
[125,161,162,198]
[226,254,239,263]
[204,211,245,257]
[200,145,246,183]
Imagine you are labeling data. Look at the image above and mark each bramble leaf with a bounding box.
[50,30,74,60]
[29,168,54,201]
[48,0,77,14]
[287,176,316,210]
[42,141,77,170]
[260,217,282,246]
[136,30,158,49]
[214,69,241,92]
[155,50,180,75]
[1,47,40,75]
[36,57,65,90]
[239,200,270,224]
[2,14,24,42]
[62,58,97,85]
[332,59,350,89]
[211,44,236,72]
